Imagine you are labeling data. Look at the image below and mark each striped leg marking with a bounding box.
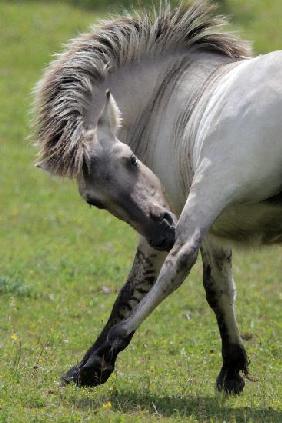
[62,237,166,387]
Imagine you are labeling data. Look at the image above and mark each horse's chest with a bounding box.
[211,202,282,245]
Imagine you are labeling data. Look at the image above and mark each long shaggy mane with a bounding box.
[32,0,251,177]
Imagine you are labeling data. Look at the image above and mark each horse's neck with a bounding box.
[106,52,188,156]
[111,52,232,148]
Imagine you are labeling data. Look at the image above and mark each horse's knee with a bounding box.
[174,239,200,274]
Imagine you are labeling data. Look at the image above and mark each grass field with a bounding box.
[0,1,281,422]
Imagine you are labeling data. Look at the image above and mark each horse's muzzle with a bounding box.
[148,212,176,252]
[149,230,175,251]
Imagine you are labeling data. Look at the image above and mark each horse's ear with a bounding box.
[97,90,122,136]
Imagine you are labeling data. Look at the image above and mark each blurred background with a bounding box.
[0,1,281,421]
[65,0,282,53]
[68,0,282,53]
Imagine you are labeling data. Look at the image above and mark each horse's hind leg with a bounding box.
[62,237,166,387]
[201,236,249,394]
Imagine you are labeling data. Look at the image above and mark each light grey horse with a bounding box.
[33,1,282,394]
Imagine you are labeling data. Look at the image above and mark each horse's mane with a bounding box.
[33,0,251,177]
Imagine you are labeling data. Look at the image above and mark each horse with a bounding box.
[33,0,282,395]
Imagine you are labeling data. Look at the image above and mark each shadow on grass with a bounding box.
[69,390,282,421]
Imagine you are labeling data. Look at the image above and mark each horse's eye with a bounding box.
[129,155,138,167]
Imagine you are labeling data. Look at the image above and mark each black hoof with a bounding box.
[61,365,80,386]
[61,326,133,388]
[216,367,245,395]
[61,356,114,387]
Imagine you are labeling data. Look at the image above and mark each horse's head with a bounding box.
[78,91,176,251]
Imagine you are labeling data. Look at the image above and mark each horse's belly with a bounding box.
[211,202,282,245]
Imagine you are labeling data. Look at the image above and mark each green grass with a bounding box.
[227,0,282,53]
[0,1,281,422]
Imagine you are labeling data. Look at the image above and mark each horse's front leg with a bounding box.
[90,173,242,390]
[62,237,166,386]
[201,237,249,394]
[93,194,212,374]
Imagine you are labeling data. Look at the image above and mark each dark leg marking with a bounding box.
[62,241,165,387]
[201,240,249,395]
[216,344,249,395]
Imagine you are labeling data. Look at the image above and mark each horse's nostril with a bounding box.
[161,212,174,225]
[150,211,174,225]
